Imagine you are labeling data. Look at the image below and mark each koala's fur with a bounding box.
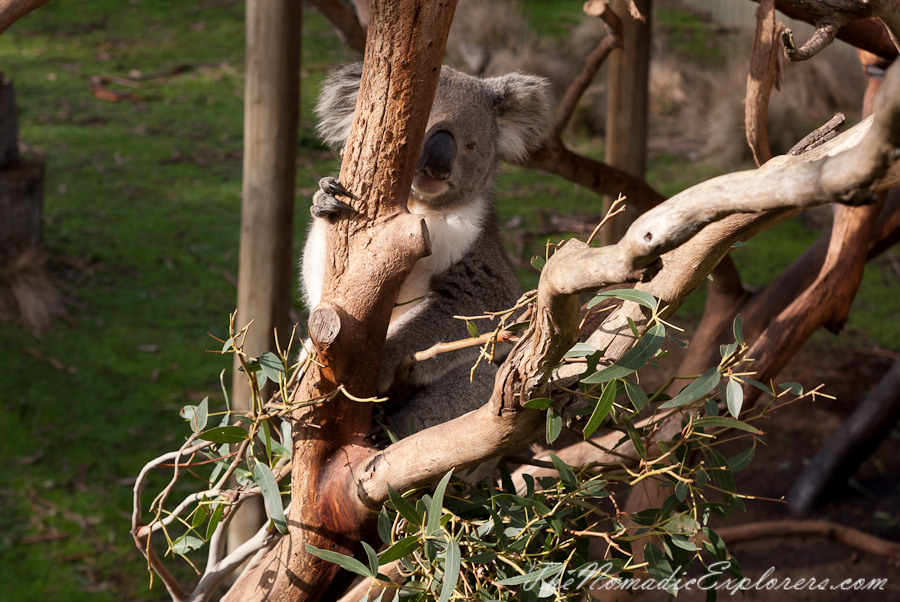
[302,63,551,436]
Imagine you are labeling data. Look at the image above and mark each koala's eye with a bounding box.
[465,142,477,151]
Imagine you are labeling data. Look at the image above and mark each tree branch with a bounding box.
[307,0,367,54]
[0,0,52,34]
[746,0,782,166]
[717,520,900,559]
[778,0,900,62]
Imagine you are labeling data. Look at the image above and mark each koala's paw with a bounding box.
[311,177,357,218]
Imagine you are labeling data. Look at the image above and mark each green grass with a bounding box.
[1,2,898,601]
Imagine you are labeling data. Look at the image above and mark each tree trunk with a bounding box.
[222,1,457,600]
[603,0,651,244]
[227,0,302,559]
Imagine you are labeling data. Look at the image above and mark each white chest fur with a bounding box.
[301,197,487,333]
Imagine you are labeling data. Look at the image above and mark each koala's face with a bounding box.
[316,64,551,212]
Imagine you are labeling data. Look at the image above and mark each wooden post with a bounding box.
[227,0,302,556]
[603,0,652,245]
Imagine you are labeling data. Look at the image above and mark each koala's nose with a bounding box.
[420,131,456,181]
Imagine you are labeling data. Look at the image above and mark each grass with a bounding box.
[1,2,898,601]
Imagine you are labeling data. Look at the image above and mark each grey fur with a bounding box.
[306,64,552,436]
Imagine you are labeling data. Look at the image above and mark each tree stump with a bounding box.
[0,76,59,333]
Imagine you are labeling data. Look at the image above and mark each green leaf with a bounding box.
[280,420,292,459]
[259,351,284,383]
[496,563,565,586]
[623,416,646,460]
[669,534,699,551]
[587,289,658,311]
[704,397,719,417]
[249,458,288,535]
[581,322,666,384]
[564,343,599,358]
[466,320,481,338]
[719,342,737,358]
[746,379,773,395]
[675,480,688,503]
[439,538,460,602]
[728,446,756,473]
[428,470,454,536]
[731,241,746,248]
[387,484,422,527]
[522,398,553,411]
[780,381,803,395]
[362,540,379,577]
[546,408,563,444]
[725,380,743,418]
[733,315,744,345]
[548,452,578,492]
[180,397,209,433]
[199,426,249,444]
[261,419,273,466]
[305,543,372,578]
[171,535,204,555]
[659,366,721,409]
[623,377,649,411]
[643,543,677,594]
[239,359,261,373]
[692,416,760,434]
[191,503,207,530]
[583,381,616,439]
[530,256,545,271]
[379,535,419,565]
[206,502,224,540]
[221,337,234,354]
[377,507,393,545]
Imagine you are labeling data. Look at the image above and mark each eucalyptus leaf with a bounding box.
[659,366,720,409]
[692,416,760,434]
[249,458,288,535]
[623,377,649,412]
[548,452,578,492]
[587,289,658,311]
[581,322,665,384]
[428,470,454,536]
[199,426,249,444]
[725,380,743,418]
[733,315,744,345]
[259,351,285,383]
[546,408,563,444]
[379,535,420,564]
[387,484,422,527]
[206,502,224,541]
[583,381,616,439]
[439,538,461,602]
[171,535,205,555]
[305,543,372,578]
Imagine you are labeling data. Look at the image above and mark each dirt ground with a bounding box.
[638,343,900,601]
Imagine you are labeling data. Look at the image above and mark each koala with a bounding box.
[302,63,551,437]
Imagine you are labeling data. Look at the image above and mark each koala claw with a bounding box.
[311,177,357,218]
[319,176,352,199]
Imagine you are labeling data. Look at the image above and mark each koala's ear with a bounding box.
[315,63,364,148]
[487,73,553,163]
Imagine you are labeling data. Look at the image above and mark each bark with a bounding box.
[745,0,782,166]
[0,0,52,34]
[228,0,302,559]
[222,1,456,600]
